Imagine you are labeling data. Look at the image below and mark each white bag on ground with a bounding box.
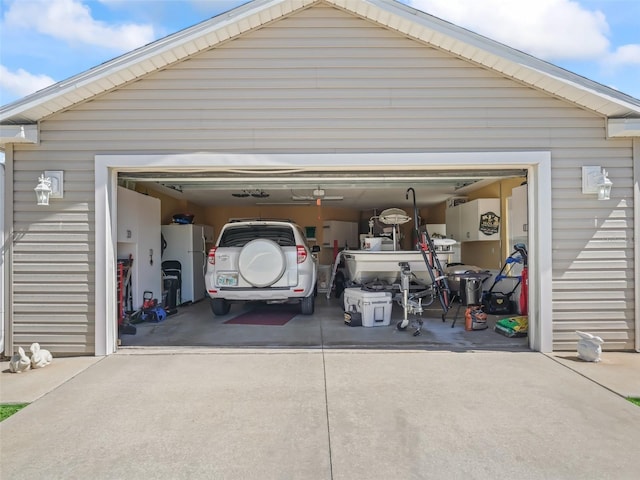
[576,331,604,362]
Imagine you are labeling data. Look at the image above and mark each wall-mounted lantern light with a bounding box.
[34,170,64,206]
[34,174,52,206]
[582,166,613,201]
[597,170,613,200]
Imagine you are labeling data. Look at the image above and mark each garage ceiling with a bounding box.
[120,168,526,209]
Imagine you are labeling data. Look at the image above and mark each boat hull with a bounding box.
[342,250,434,285]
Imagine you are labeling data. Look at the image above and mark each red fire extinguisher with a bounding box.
[520,267,528,315]
[514,244,528,316]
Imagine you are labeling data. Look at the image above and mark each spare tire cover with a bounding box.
[238,239,287,287]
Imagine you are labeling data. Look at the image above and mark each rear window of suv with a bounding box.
[219,224,297,247]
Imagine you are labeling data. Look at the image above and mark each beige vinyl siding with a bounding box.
[9,3,635,353]
[11,162,95,354]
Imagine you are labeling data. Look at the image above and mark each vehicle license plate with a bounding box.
[217,273,238,286]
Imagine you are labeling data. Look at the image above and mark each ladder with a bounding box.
[406,187,451,317]
[417,227,451,316]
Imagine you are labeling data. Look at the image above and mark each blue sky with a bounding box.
[1,0,639,107]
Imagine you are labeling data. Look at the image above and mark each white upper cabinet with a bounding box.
[447,198,501,242]
[509,184,528,241]
[445,204,463,242]
[460,198,501,241]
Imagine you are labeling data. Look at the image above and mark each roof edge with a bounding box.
[607,119,640,138]
[2,0,639,123]
[0,125,38,145]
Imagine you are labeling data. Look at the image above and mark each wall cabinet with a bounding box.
[509,184,528,240]
[116,187,162,309]
[322,220,359,249]
[461,198,501,241]
[447,198,500,242]
[445,205,462,242]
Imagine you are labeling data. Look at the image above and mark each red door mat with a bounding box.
[224,306,299,326]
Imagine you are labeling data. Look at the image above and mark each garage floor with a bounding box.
[120,296,529,351]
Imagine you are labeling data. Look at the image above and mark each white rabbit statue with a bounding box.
[30,342,53,369]
[9,347,32,373]
[576,331,604,362]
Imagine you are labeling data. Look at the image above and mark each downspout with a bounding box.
[1,148,13,357]
[0,158,4,354]
[634,138,639,352]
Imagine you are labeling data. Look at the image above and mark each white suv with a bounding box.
[205,219,320,316]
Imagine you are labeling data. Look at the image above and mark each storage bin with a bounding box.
[343,288,392,327]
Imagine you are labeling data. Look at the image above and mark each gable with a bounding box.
[42,3,611,154]
[1,0,639,135]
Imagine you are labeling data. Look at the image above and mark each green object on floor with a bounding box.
[494,316,528,338]
[1,403,29,421]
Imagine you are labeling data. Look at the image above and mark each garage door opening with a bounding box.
[95,152,552,355]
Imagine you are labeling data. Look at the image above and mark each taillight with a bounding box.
[208,247,217,265]
[296,245,307,264]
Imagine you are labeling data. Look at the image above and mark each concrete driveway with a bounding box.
[1,349,639,479]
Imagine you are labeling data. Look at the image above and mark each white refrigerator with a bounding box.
[161,224,213,304]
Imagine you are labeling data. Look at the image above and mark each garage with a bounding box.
[2,0,637,357]
[106,154,541,351]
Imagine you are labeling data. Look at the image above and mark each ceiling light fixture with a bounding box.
[291,187,343,202]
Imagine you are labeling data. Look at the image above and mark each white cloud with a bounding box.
[4,0,155,51]
[0,65,55,100]
[607,44,640,67]
[408,0,610,60]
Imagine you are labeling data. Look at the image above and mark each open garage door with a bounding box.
[95,152,552,355]
[118,167,527,210]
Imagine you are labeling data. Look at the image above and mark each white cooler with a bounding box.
[343,288,392,327]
